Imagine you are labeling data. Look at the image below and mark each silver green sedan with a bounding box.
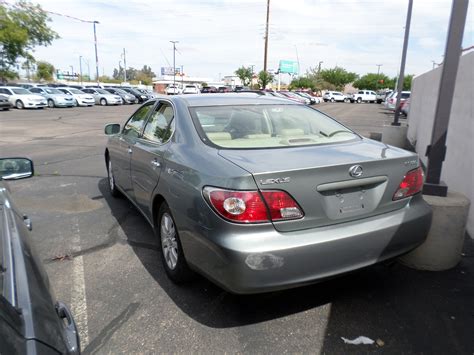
[104,94,432,294]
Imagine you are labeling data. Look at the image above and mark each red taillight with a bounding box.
[203,187,303,223]
[393,167,424,200]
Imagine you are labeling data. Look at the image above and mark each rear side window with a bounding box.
[190,104,358,149]
[401,92,411,99]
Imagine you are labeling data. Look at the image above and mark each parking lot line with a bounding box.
[70,216,90,349]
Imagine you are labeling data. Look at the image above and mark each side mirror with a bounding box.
[105,123,121,135]
[0,158,34,180]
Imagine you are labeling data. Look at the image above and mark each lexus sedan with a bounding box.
[0,158,80,354]
[104,94,432,294]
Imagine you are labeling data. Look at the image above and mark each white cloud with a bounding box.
[21,0,474,80]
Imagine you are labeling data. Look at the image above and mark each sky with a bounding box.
[16,0,474,81]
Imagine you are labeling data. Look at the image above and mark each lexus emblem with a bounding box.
[349,165,363,178]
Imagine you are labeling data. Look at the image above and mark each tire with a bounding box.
[157,203,193,283]
[330,98,335,102]
[100,98,107,106]
[357,97,362,104]
[106,158,120,197]
[74,100,79,107]
[15,100,24,109]
[48,99,55,108]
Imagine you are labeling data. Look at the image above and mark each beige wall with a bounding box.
[407,52,474,236]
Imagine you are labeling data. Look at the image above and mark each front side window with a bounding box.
[122,103,154,138]
[142,103,175,143]
[191,104,358,149]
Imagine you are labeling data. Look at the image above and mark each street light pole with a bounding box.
[392,0,413,126]
[93,20,100,85]
[79,56,83,85]
[122,48,127,83]
[170,41,178,92]
[263,0,270,72]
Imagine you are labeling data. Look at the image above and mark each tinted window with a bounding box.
[82,89,94,94]
[122,103,154,138]
[142,103,175,143]
[30,88,42,93]
[0,89,10,95]
[401,92,411,99]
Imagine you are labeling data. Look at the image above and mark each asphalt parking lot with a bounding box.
[1,102,473,354]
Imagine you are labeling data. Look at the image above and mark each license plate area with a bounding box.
[319,182,386,220]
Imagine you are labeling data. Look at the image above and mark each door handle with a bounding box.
[127,147,133,154]
[151,160,161,168]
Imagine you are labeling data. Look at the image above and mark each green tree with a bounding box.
[353,73,393,91]
[319,67,358,91]
[389,74,414,90]
[289,76,316,91]
[35,61,54,81]
[234,66,253,86]
[257,70,274,89]
[0,1,59,82]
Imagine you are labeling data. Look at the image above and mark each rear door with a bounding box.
[131,101,175,219]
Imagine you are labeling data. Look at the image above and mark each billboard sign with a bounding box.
[279,60,299,74]
[161,67,181,75]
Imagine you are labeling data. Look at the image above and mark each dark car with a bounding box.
[0,158,80,354]
[104,94,431,294]
[104,88,137,104]
[0,94,12,110]
[201,86,218,93]
[217,86,232,93]
[117,87,149,103]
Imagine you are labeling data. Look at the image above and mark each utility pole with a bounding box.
[263,0,270,72]
[376,64,383,90]
[70,65,74,81]
[79,56,83,85]
[318,61,323,73]
[122,48,127,83]
[392,0,413,126]
[423,0,469,197]
[93,20,100,84]
[170,41,179,92]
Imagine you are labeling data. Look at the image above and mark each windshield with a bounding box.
[12,88,31,95]
[96,89,109,94]
[69,88,84,94]
[45,88,62,94]
[115,89,127,94]
[191,104,358,149]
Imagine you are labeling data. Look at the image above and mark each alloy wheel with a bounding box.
[161,213,178,270]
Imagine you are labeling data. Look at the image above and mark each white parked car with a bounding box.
[385,91,411,110]
[165,85,182,95]
[349,90,377,103]
[323,91,346,102]
[182,85,200,94]
[0,86,47,109]
[81,88,123,106]
[58,87,95,107]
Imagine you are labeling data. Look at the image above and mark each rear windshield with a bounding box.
[190,104,358,149]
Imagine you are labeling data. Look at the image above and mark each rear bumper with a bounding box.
[185,194,432,294]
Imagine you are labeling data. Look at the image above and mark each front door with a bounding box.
[112,102,155,197]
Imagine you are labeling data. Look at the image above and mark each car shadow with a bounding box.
[98,177,389,328]
[97,177,470,338]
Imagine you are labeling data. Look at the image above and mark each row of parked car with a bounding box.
[0,84,158,110]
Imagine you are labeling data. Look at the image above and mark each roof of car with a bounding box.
[171,93,297,107]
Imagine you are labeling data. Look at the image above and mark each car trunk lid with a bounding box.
[218,139,419,232]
